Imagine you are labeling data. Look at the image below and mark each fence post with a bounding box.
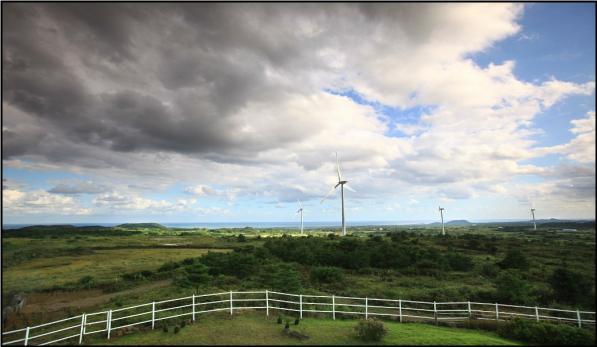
[192,295,196,322]
[151,301,156,329]
[24,326,30,346]
[535,306,539,322]
[577,309,582,328]
[365,297,368,319]
[107,310,112,339]
[79,313,86,345]
[332,295,335,320]
[265,290,269,316]
[433,301,437,325]
[398,299,402,323]
[495,303,499,321]
[467,301,471,319]
[230,290,233,315]
[299,294,303,319]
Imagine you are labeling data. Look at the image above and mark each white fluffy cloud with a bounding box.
[2,3,595,219]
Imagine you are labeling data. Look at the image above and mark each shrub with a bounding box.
[180,320,186,328]
[310,266,345,284]
[549,268,593,306]
[354,318,388,342]
[174,326,180,334]
[284,321,290,330]
[497,318,595,345]
[162,325,168,333]
[294,318,300,325]
[497,249,529,270]
[277,316,283,324]
[495,270,534,305]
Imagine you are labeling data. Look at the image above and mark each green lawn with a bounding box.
[90,311,520,345]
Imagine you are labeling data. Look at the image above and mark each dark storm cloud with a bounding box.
[4,3,363,166]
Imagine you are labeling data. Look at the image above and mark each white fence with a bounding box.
[2,290,595,345]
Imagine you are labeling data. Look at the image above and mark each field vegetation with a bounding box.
[2,221,595,344]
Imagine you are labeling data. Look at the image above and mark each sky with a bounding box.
[2,3,595,224]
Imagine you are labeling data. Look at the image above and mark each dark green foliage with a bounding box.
[122,270,154,282]
[277,316,283,324]
[257,263,302,292]
[310,266,345,284]
[445,252,474,271]
[162,325,168,333]
[175,263,212,292]
[174,326,180,334]
[294,318,300,325]
[180,320,186,328]
[237,234,247,242]
[479,263,500,278]
[549,268,593,306]
[199,251,259,279]
[495,270,534,305]
[497,249,529,270]
[284,321,290,330]
[497,318,595,345]
[354,318,388,342]
[158,261,181,272]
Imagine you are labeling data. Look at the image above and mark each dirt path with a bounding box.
[21,280,172,314]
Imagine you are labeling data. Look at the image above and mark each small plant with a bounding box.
[174,325,180,334]
[180,320,186,328]
[284,321,290,330]
[277,316,283,324]
[294,318,300,325]
[354,318,388,342]
[162,325,168,333]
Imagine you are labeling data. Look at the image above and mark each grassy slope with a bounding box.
[2,248,228,292]
[90,312,520,345]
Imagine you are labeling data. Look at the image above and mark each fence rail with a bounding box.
[2,290,595,345]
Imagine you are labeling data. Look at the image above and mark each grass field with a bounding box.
[90,311,520,345]
[2,248,229,293]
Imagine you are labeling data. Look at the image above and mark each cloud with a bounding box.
[3,189,91,215]
[48,180,110,195]
[2,3,594,218]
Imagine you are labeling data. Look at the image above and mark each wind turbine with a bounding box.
[321,152,356,236]
[530,207,537,230]
[438,206,445,236]
[296,200,304,235]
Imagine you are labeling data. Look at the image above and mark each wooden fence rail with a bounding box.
[2,290,595,345]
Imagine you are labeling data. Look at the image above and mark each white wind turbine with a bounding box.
[296,200,304,235]
[530,205,537,230]
[439,206,446,236]
[321,152,356,236]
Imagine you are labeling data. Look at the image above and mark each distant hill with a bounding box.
[426,220,472,227]
[116,223,168,229]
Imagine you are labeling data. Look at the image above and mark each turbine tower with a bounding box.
[297,200,304,235]
[439,206,445,236]
[531,207,536,230]
[321,152,355,236]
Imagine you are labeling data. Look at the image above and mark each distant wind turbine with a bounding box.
[321,152,356,236]
[297,200,304,235]
[530,207,537,230]
[439,206,446,236]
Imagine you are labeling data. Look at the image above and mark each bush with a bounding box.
[497,249,529,270]
[310,266,345,284]
[549,268,593,306]
[294,318,300,325]
[174,326,180,334]
[495,270,534,305]
[180,320,186,328]
[284,321,290,330]
[497,318,595,345]
[162,325,168,333]
[277,316,283,324]
[354,318,388,342]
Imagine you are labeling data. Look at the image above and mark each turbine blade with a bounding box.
[344,184,356,193]
[336,152,343,181]
[298,199,303,208]
[321,185,337,203]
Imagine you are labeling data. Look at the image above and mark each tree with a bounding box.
[549,268,593,305]
[176,264,211,293]
[497,249,529,270]
[495,270,534,304]
[257,263,302,292]
[310,266,345,285]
